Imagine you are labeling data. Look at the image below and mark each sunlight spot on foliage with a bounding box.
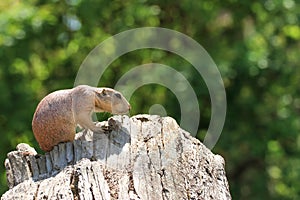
[31,18,42,31]
[30,54,49,81]
[216,10,233,28]
[66,0,82,6]
[243,17,255,38]
[281,94,293,106]
[67,41,79,55]
[150,5,161,15]
[267,141,281,153]
[264,0,275,11]
[275,182,292,197]
[283,0,295,9]
[277,107,290,119]
[11,58,28,75]
[268,166,282,179]
[293,98,300,109]
[1,36,14,46]
[270,35,286,48]
[258,59,268,69]
[63,14,82,31]
[283,25,300,40]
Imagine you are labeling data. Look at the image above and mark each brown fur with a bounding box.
[32,85,130,151]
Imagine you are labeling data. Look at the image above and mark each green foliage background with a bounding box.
[1,0,300,199]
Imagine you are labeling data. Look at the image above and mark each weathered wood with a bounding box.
[1,114,231,200]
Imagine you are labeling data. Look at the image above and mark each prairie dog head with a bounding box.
[94,88,131,114]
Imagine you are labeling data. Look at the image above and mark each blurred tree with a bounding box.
[0,0,299,199]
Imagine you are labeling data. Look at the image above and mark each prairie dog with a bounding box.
[32,85,131,151]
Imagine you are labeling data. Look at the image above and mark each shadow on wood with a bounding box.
[1,114,231,200]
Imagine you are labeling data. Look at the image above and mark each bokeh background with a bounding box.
[1,0,300,199]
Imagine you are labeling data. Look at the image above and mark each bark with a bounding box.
[1,114,231,200]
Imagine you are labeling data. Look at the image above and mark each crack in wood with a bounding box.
[33,183,40,200]
[70,169,80,200]
[128,172,141,199]
[136,117,149,122]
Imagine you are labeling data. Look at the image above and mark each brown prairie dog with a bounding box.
[32,85,131,151]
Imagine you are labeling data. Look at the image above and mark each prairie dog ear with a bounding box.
[96,89,110,98]
[101,89,107,96]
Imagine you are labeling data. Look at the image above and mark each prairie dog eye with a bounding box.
[114,93,122,99]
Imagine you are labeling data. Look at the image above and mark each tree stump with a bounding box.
[1,115,231,200]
